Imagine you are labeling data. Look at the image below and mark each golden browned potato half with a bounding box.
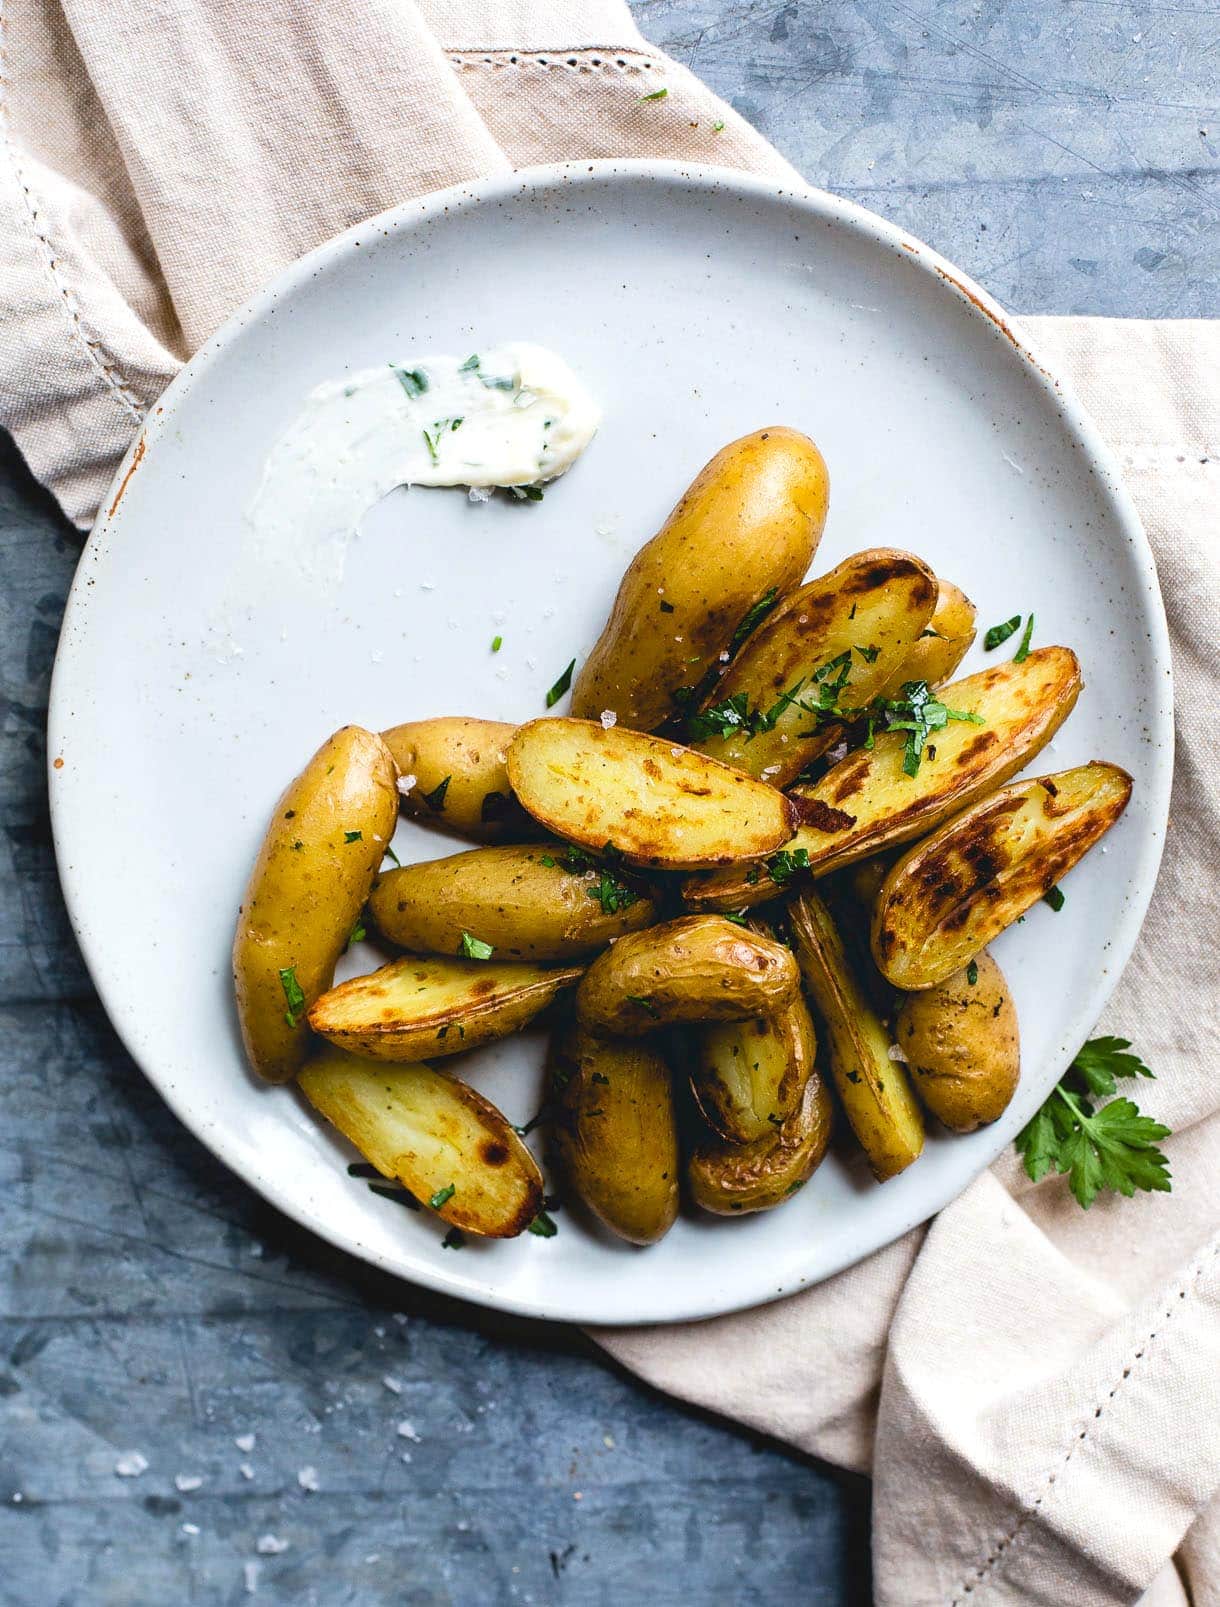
[577,915,799,1035]
[789,891,924,1180]
[308,954,583,1062]
[688,1066,834,1215]
[682,645,1082,911]
[571,428,830,731]
[383,717,527,841]
[367,844,657,963]
[886,580,977,689]
[895,952,1020,1131]
[872,761,1132,990]
[688,991,817,1144]
[507,719,795,870]
[299,1048,543,1237]
[689,549,937,788]
[233,726,399,1083]
[550,1024,679,1245]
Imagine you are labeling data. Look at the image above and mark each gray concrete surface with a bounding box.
[2,2,1215,1602]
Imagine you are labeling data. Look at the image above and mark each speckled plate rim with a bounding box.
[49,159,1173,1326]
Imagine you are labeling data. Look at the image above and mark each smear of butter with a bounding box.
[246,342,600,588]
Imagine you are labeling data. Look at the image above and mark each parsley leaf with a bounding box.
[870,680,984,777]
[767,847,811,886]
[392,366,429,397]
[279,966,306,1027]
[728,588,780,656]
[344,829,363,843]
[545,658,576,708]
[640,87,668,100]
[966,958,978,985]
[984,615,1021,650]
[491,635,503,653]
[1015,1036,1170,1208]
[459,353,480,372]
[528,1211,559,1238]
[429,1183,456,1210]
[1043,884,1065,912]
[712,119,725,133]
[625,994,660,1017]
[441,1227,465,1249]
[458,931,494,960]
[421,775,451,813]
[1013,612,1036,662]
[688,691,752,742]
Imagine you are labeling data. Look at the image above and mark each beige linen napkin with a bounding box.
[2,4,1215,1603]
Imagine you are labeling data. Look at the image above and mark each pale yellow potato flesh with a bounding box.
[688,1064,834,1215]
[382,717,525,842]
[550,1024,679,1245]
[308,955,583,1062]
[885,579,977,690]
[571,427,830,731]
[233,726,399,1083]
[506,718,795,870]
[689,549,936,787]
[789,891,924,1181]
[688,991,817,1144]
[873,761,1133,989]
[299,1049,543,1238]
[682,645,1082,910]
[896,952,1020,1132]
[576,915,800,1035]
[367,844,657,962]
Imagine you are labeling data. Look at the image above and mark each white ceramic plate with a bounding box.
[49,162,1172,1325]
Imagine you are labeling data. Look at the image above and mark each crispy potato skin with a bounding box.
[367,844,657,962]
[233,726,398,1083]
[682,645,1082,911]
[688,994,815,1143]
[690,550,937,787]
[383,717,527,842]
[886,580,977,690]
[308,955,583,1062]
[550,1024,679,1245]
[298,1048,543,1237]
[896,953,1019,1131]
[688,1063,833,1214]
[789,892,924,1181]
[576,915,800,1035]
[873,761,1133,989]
[571,428,830,731]
[507,719,796,869]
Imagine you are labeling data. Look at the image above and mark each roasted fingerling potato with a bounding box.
[233,726,399,1083]
[368,844,657,963]
[886,579,977,690]
[383,717,527,841]
[577,915,800,1035]
[688,1063,834,1215]
[688,989,817,1143]
[895,952,1020,1132]
[299,1049,544,1237]
[571,428,830,731]
[507,718,796,870]
[872,761,1133,990]
[688,550,937,788]
[550,1024,679,1245]
[308,955,583,1062]
[789,891,924,1181]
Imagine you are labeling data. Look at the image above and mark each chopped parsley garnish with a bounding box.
[540,844,638,913]
[854,643,880,663]
[712,119,725,133]
[421,775,451,813]
[1015,1036,1170,1209]
[514,1105,550,1138]
[422,427,440,465]
[965,959,979,986]
[392,366,428,397]
[625,994,660,1017]
[347,919,366,947]
[441,1227,465,1249]
[459,353,480,372]
[588,870,638,915]
[491,635,503,653]
[508,484,544,501]
[1013,612,1036,663]
[428,1183,456,1211]
[480,791,511,823]
[659,599,675,613]
[640,87,668,100]
[458,931,494,960]
[344,829,363,843]
[868,680,984,777]
[728,588,780,656]
[723,911,748,925]
[528,1211,559,1238]
[1043,884,1065,912]
[279,966,306,1027]
[984,615,1021,650]
[688,691,752,742]
[767,847,811,886]
[382,844,402,867]
[545,657,576,707]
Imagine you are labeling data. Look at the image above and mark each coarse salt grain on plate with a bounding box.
[114,1451,148,1477]
[296,1465,319,1492]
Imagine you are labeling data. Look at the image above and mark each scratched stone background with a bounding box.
[1,3,1216,1603]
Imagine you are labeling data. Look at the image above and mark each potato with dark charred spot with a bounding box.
[688,991,817,1143]
[550,1024,679,1245]
[299,1048,543,1238]
[308,954,583,1062]
[233,726,399,1083]
[571,428,830,731]
[367,844,657,963]
[896,952,1019,1132]
[873,761,1132,990]
[886,580,977,689]
[688,1065,834,1215]
[688,549,936,788]
[576,915,799,1035]
[383,717,527,841]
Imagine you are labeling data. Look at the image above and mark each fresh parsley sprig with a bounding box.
[1015,1036,1171,1209]
[865,681,984,777]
